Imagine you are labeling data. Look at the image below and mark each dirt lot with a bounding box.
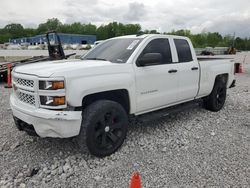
[0,54,249,188]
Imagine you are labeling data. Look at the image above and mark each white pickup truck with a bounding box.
[10,34,236,157]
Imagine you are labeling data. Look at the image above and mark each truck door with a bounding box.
[134,38,179,113]
[173,39,199,101]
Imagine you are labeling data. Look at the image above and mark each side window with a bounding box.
[174,39,193,62]
[140,38,172,65]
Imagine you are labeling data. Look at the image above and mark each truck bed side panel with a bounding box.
[197,59,235,98]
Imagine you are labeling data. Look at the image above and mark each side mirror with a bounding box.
[137,53,162,66]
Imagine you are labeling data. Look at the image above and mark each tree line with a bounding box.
[1,18,250,50]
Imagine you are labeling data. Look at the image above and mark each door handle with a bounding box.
[168,69,178,73]
[191,67,199,70]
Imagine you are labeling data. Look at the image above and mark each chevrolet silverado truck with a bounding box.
[10,34,236,157]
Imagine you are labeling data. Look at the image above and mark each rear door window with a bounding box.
[174,39,193,62]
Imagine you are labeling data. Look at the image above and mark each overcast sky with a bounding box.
[1,0,250,37]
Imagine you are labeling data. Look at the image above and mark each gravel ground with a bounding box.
[0,59,250,188]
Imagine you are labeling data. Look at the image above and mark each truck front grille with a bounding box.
[16,91,35,106]
[15,78,34,88]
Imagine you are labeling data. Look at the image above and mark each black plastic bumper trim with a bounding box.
[13,116,39,137]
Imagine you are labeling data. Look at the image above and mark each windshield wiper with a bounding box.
[86,57,107,61]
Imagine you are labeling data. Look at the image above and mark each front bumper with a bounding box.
[10,94,82,138]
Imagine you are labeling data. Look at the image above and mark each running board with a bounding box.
[136,100,202,123]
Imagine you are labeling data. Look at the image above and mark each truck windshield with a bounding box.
[81,38,142,63]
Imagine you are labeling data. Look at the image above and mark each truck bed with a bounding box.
[197,56,235,98]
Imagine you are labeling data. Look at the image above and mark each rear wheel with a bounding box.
[203,80,227,112]
[77,100,128,157]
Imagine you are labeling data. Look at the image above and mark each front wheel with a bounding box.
[77,100,128,157]
[203,80,227,112]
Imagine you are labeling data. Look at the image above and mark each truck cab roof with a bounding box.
[112,34,190,40]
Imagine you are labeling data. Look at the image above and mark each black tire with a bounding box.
[0,72,7,83]
[203,80,227,112]
[77,100,128,157]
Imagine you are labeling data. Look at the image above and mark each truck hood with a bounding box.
[14,59,120,77]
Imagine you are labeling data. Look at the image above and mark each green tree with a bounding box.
[37,18,62,34]
[83,23,97,35]
[206,32,222,47]
[96,25,109,40]
[124,24,141,35]
[3,23,24,38]
[1,18,250,50]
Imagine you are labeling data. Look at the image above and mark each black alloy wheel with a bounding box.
[78,100,128,157]
[215,86,226,108]
[203,80,227,112]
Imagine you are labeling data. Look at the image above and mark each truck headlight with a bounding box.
[39,80,65,90]
[40,96,66,106]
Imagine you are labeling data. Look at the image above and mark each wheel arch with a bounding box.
[81,89,131,114]
[205,73,228,96]
[214,73,229,86]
